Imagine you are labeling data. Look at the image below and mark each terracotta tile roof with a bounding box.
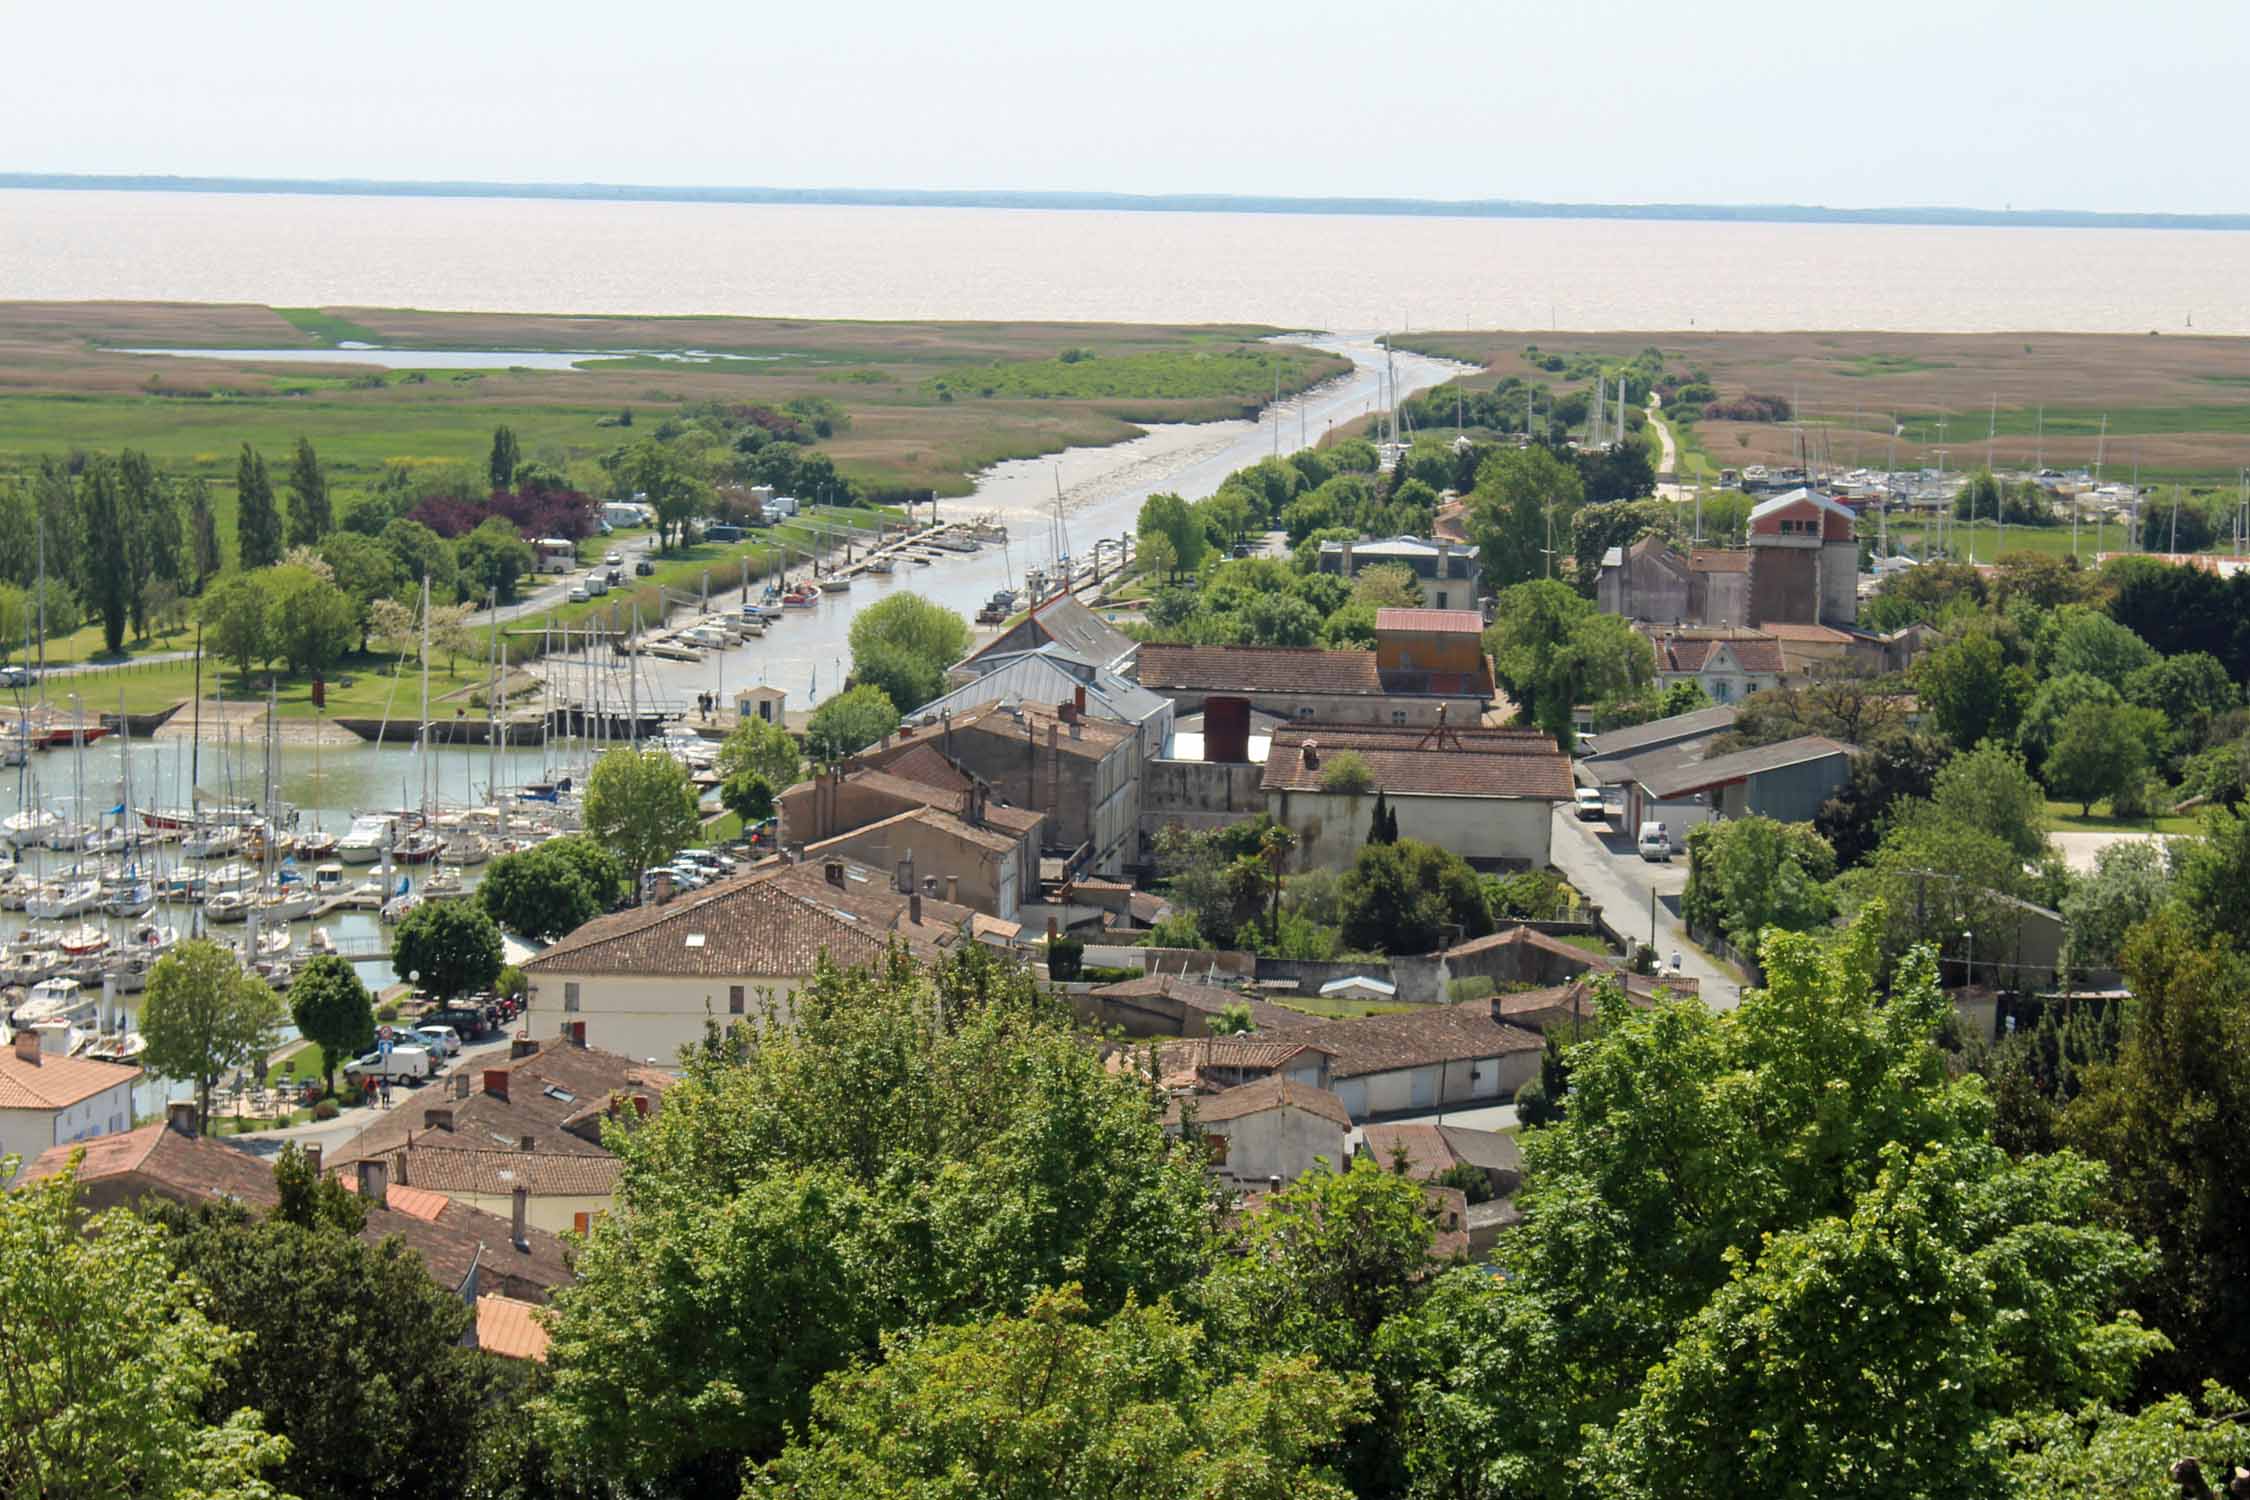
[338,1039,670,1165]
[1261,729,1573,801]
[1138,643,1386,697]
[360,1145,623,1198]
[1375,607,1486,636]
[1133,1036,1335,1085]
[25,1122,575,1302]
[1090,974,1321,1033]
[1291,1006,1546,1079]
[1689,548,1751,573]
[805,803,1024,859]
[872,742,972,795]
[0,1053,140,1110]
[948,700,1132,761]
[1359,1123,1456,1180]
[1649,632,1785,676]
[1758,621,1854,644]
[1167,1077,1353,1130]
[476,1294,552,1362]
[1127,890,1171,924]
[523,862,968,979]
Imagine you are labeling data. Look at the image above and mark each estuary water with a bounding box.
[5,189,2249,332]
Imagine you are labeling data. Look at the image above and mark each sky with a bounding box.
[6,0,2244,213]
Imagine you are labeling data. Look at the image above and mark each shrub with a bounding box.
[1514,1071,1561,1125]
[375,1002,400,1022]
[1448,976,1498,1003]
[1319,750,1375,794]
[313,1098,341,1121]
[1047,934,1085,982]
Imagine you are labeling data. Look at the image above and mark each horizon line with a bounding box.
[5,172,2248,232]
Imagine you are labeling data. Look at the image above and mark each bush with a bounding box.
[1514,1071,1561,1126]
[1047,935,1085,982]
[1448,976,1498,1003]
[2109,771,2171,822]
[313,1098,341,1121]
[375,1002,400,1022]
[1318,750,1375,794]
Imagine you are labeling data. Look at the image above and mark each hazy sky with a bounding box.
[8,0,2242,212]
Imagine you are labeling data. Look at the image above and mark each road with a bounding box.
[1646,392,1683,496]
[1544,803,1742,1010]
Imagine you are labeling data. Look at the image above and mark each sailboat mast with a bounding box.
[419,573,431,817]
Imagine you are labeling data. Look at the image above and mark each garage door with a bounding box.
[1334,1079,1368,1120]
[1410,1067,1438,1109]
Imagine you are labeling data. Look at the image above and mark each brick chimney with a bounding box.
[1302,739,1321,771]
[166,1100,198,1138]
[484,1067,510,1101]
[945,874,960,905]
[509,1036,538,1059]
[825,859,847,889]
[423,1107,454,1132]
[356,1158,388,1210]
[520,1134,536,1152]
[1073,684,1086,716]
[12,1028,40,1065]
[896,850,914,895]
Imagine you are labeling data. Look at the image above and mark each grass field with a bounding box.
[2043,801,2202,836]
[1393,329,2250,484]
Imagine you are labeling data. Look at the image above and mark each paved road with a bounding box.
[228,1029,526,1161]
[1545,803,1742,1010]
[1646,391,1679,477]
[2050,828,2181,875]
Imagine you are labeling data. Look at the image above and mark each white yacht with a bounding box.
[25,879,102,921]
[337,815,393,864]
[2,808,62,848]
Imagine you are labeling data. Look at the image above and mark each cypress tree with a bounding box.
[78,456,129,654]
[237,445,282,569]
[285,436,331,548]
[1369,789,1392,846]
[118,449,162,639]
[186,476,222,589]
[489,425,519,492]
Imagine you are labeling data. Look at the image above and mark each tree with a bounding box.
[1815,731,1950,868]
[1483,578,1594,722]
[1349,562,1422,608]
[319,530,406,652]
[804,683,900,762]
[1569,497,1675,593]
[2059,840,2170,978]
[379,517,458,601]
[185,474,222,587]
[120,451,178,637]
[140,938,288,1134]
[490,425,521,491]
[2125,650,2238,758]
[480,840,611,942]
[848,592,974,686]
[391,897,505,1000]
[1320,749,1374,794]
[2044,604,2154,689]
[1366,789,1393,845]
[583,746,700,887]
[1465,443,1584,588]
[626,440,711,551]
[2047,700,2161,815]
[284,435,331,549]
[1338,838,1493,954]
[716,714,802,794]
[454,515,533,604]
[1913,625,2032,751]
[288,955,375,1091]
[535,947,1211,1488]
[1543,612,1654,742]
[0,1160,289,1498]
[265,567,356,676]
[2018,670,2123,772]
[1930,739,2050,860]
[78,454,130,654]
[2171,803,2250,943]
[1136,491,1206,577]
[1679,816,1835,955]
[149,1172,488,1500]
[235,443,282,569]
[1134,529,1178,582]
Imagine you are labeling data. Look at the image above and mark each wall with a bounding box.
[1716,754,1852,825]
[1140,758,1266,845]
[1205,1107,1350,1187]
[1822,540,1859,624]
[1271,789,1555,872]
[1748,545,1819,627]
[1622,789,1716,851]
[1,1078,135,1185]
[803,821,1019,920]
[1376,630,1485,679]
[1691,568,1750,628]
[445,1189,614,1237]
[952,725,1139,876]
[533,972,805,1066]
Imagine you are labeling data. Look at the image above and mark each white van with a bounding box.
[1637,822,1671,862]
[344,1042,435,1082]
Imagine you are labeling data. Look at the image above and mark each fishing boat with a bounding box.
[380,888,423,924]
[646,640,703,663]
[25,879,101,921]
[11,975,94,1030]
[83,1031,147,1064]
[439,832,492,867]
[0,944,59,986]
[425,865,464,896]
[821,574,852,591]
[680,625,730,651]
[863,556,893,575]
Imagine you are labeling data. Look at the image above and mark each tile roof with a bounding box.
[948,700,1133,761]
[360,1145,623,1198]
[1138,643,1386,697]
[1261,730,1573,801]
[1758,621,1855,644]
[1649,632,1785,676]
[1291,1005,1546,1079]
[1443,926,1616,969]
[871,741,973,795]
[1168,1077,1353,1130]
[1135,1036,1335,1086]
[0,1052,140,1110]
[1750,487,1856,523]
[476,1294,552,1362]
[338,1039,671,1165]
[804,803,1024,859]
[1375,607,1486,636]
[1090,974,1321,1034]
[1636,734,1856,799]
[1361,1121,1521,1182]
[1689,548,1751,573]
[24,1122,575,1301]
[523,862,969,979]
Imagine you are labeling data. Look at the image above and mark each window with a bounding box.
[1295,706,1315,719]
[563,981,580,1013]
[729,984,745,1015]
[1713,679,1731,702]
[1392,710,1408,725]
[1433,591,1449,609]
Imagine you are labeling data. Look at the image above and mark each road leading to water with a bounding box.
[579,333,1469,713]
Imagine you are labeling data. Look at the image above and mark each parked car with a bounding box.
[567,584,590,603]
[634,558,656,576]
[1574,787,1607,821]
[586,575,609,597]
[424,1004,498,1040]
[412,1024,463,1057]
[604,550,623,565]
[1637,822,1672,862]
[0,665,33,688]
[344,1042,435,1082]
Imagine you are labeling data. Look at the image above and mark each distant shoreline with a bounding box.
[6,172,2247,232]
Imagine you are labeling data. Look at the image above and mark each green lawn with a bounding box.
[1269,994,1426,1020]
[1885,520,2138,566]
[2043,801,2201,836]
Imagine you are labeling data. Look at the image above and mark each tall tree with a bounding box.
[390,898,506,1000]
[1466,443,1584,589]
[32,456,83,593]
[288,955,376,1092]
[139,937,288,1133]
[0,476,33,586]
[489,424,520,491]
[76,454,131,654]
[284,436,331,549]
[236,443,283,569]
[118,448,168,638]
[582,746,701,888]
[185,474,222,588]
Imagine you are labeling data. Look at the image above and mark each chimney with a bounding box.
[166,1100,198,1138]
[423,1106,455,1132]
[510,1037,538,1059]
[12,1028,40,1065]
[520,1134,536,1152]
[1073,684,1086,716]
[484,1068,510,1101]
[304,1144,322,1177]
[650,870,673,906]
[453,1072,470,1099]
[945,874,960,905]
[394,1152,409,1186]
[1302,739,1320,771]
[1047,722,1058,752]
[356,1158,388,1210]
[910,887,923,925]
[632,1093,650,1118]
[511,1185,530,1252]
[825,859,846,889]
[896,851,914,895]
[1069,716,1081,741]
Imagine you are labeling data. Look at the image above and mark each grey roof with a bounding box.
[1635,734,1857,799]
[919,645,1169,727]
[1749,487,1856,523]
[1578,705,1737,762]
[1317,534,1457,559]
[960,594,1138,675]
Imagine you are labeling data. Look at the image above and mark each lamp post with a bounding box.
[1960,932,1972,991]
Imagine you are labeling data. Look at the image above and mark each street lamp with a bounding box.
[1960,931,1973,990]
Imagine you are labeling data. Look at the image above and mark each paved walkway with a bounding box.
[1544,804,1742,1010]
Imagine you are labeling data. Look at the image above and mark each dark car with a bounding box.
[423,1004,497,1040]
[634,558,655,576]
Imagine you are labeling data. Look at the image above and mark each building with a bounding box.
[1577,704,1736,781]
[1259,723,1574,871]
[1688,549,1752,627]
[474,1294,552,1362]
[520,860,973,1063]
[1372,608,1490,697]
[777,755,1045,864]
[22,1104,575,1304]
[1073,974,1321,1038]
[1356,1122,1523,1199]
[734,683,788,726]
[1165,1077,1353,1189]
[1642,627,1786,705]
[1745,488,1859,627]
[0,1031,139,1184]
[921,641,1174,763]
[955,591,1138,678]
[877,701,1140,877]
[1621,734,1858,848]
[1125,1035,1335,1093]
[1291,1002,1548,1120]
[802,804,1038,921]
[331,1037,672,1236]
[1315,535,1482,611]
[1597,536,1693,625]
[1139,637,1494,728]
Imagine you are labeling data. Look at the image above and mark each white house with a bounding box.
[1293,1003,1547,1120]
[0,1030,140,1184]
[1260,724,1574,871]
[1165,1077,1353,1188]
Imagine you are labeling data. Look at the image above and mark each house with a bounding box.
[1357,1122,1523,1199]
[955,591,1138,678]
[1757,620,1859,676]
[802,803,1037,921]
[1435,925,1634,996]
[1576,704,1736,783]
[1290,1003,1548,1119]
[1642,627,1786,705]
[920,641,1174,763]
[1621,734,1858,849]
[1124,1035,1335,1093]
[1597,536,1693,624]
[0,1030,139,1184]
[22,1103,575,1304]
[1137,616,1495,728]
[1074,973,1321,1038]
[1745,489,1859,627]
[1688,549,1752,627]
[734,683,789,726]
[1315,535,1482,611]
[1165,1077,1353,1189]
[776,756,1046,872]
[520,859,973,1063]
[880,701,1140,877]
[1259,723,1574,871]
[330,1037,673,1236]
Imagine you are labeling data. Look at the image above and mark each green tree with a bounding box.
[2043,604,2154,689]
[1544,611,1655,742]
[1679,815,1836,955]
[1814,731,1951,868]
[454,515,534,604]
[846,592,970,713]
[379,516,458,600]
[265,567,356,676]
[1338,837,1493,954]
[2170,803,2250,943]
[479,840,610,943]
[2058,839,2170,978]
[185,474,222,587]
[2018,669,2124,773]
[1466,443,1584,588]
[235,443,282,570]
[119,450,177,637]
[77,454,131,654]
[150,1172,487,1500]
[1930,738,2050,860]
[319,530,406,652]
[804,683,900,762]
[140,938,289,1134]
[489,424,521,491]
[391,897,506,1000]
[2124,650,2238,759]
[1136,491,1207,577]
[0,1159,289,1498]
[761,1285,1367,1500]
[583,746,700,886]
[1482,578,1594,724]
[716,714,802,794]
[284,435,331,549]
[534,947,1211,1487]
[2047,700,2160,815]
[1913,625,2033,751]
[288,954,375,1092]
[627,440,711,551]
